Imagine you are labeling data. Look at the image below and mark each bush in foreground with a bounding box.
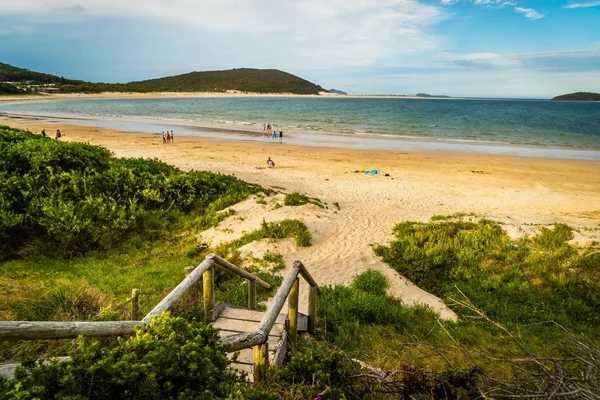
[0,314,268,400]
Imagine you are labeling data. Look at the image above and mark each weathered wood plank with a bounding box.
[208,254,271,288]
[308,285,317,334]
[218,330,265,352]
[230,362,254,382]
[218,308,286,325]
[142,258,214,323]
[297,313,308,332]
[0,321,142,341]
[271,334,288,367]
[219,330,281,347]
[213,318,284,338]
[295,260,320,293]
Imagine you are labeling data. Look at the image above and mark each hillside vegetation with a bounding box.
[0,62,326,94]
[553,92,600,101]
[0,62,82,85]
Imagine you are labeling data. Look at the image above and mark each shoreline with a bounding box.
[2,108,599,160]
[2,114,599,317]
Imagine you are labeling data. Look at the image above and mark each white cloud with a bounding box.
[0,0,446,68]
[513,6,544,19]
[565,1,600,8]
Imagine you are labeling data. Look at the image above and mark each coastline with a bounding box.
[2,107,599,160]
[2,114,599,318]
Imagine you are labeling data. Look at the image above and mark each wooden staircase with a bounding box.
[0,254,319,384]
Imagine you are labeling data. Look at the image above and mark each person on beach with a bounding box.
[55,129,62,140]
[279,130,283,144]
[41,129,46,138]
[267,157,275,168]
[170,130,174,142]
[272,130,277,142]
[162,131,166,143]
[166,131,170,143]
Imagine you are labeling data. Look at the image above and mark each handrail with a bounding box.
[218,260,319,352]
[209,254,271,288]
[142,257,215,322]
[0,321,143,341]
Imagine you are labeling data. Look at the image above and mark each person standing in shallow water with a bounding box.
[170,130,174,142]
[162,131,166,143]
[279,130,283,144]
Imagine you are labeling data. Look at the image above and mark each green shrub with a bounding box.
[232,219,312,248]
[374,220,600,330]
[0,126,262,259]
[0,314,246,399]
[351,269,388,296]
[317,271,427,339]
[284,192,325,208]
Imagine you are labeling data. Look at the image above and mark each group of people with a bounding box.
[41,129,62,140]
[262,123,283,143]
[161,130,174,143]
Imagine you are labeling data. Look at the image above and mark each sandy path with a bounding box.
[3,116,600,319]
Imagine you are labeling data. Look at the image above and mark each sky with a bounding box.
[0,0,599,98]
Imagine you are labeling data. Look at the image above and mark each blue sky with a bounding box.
[0,0,599,97]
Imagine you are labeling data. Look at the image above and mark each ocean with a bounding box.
[2,97,599,159]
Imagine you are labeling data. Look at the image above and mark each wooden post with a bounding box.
[253,342,269,384]
[131,289,140,321]
[248,279,257,310]
[288,277,300,352]
[203,266,215,322]
[307,285,317,335]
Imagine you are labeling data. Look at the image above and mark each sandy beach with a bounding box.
[2,111,599,320]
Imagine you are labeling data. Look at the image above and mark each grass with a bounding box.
[231,219,312,248]
[284,192,325,208]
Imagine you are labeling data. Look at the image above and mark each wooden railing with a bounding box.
[0,254,319,383]
[219,260,320,382]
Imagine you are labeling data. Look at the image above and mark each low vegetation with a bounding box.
[283,192,325,208]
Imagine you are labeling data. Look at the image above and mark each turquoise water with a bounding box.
[2,97,600,152]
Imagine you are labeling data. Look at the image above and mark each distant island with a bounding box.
[0,62,326,95]
[552,92,600,101]
[328,88,347,95]
[415,93,451,98]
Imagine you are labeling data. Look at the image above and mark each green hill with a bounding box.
[128,68,326,94]
[1,62,326,94]
[553,92,600,101]
[0,62,82,85]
